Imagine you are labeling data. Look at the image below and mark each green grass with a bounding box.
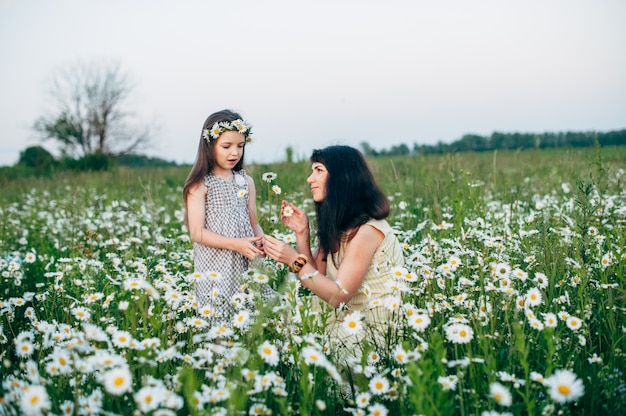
[1,146,625,415]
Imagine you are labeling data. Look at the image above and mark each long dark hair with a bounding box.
[311,145,390,257]
[183,109,246,223]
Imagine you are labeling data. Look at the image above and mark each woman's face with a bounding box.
[307,162,328,202]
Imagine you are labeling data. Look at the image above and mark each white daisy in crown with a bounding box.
[203,118,253,143]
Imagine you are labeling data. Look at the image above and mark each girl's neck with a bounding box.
[211,167,234,179]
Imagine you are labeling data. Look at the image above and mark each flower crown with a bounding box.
[202,119,253,143]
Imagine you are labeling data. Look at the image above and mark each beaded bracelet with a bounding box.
[288,254,308,273]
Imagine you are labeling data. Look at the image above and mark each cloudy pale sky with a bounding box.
[1,0,625,166]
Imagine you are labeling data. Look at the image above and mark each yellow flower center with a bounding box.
[558,385,571,395]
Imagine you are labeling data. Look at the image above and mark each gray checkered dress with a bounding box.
[193,170,254,325]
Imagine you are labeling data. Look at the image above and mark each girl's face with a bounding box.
[212,131,245,175]
[307,162,328,202]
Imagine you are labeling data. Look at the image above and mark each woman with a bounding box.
[263,145,405,359]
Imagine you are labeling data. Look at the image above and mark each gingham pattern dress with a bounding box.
[193,170,254,325]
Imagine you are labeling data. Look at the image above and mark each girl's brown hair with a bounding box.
[182,109,246,224]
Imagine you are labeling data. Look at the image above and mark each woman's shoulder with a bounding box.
[364,218,393,235]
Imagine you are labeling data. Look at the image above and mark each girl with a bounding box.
[264,145,405,361]
[183,109,265,326]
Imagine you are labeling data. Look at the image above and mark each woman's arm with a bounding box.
[264,224,383,308]
[186,181,263,259]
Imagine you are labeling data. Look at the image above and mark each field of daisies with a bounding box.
[1,147,625,415]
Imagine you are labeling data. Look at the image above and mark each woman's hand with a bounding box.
[281,201,309,235]
[263,235,299,265]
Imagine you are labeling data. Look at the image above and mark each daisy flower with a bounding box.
[367,403,389,416]
[258,341,279,366]
[20,384,51,415]
[232,310,251,329]
[528,317,544,331]
[272,185,282,195]
[355,392,371,408]
[557,310,570,321]
[391,266,410,280]
[282,205,294,217]
[72,306,91,321]
[49,348,72,374]
[448,255,462,270]
[543,312,558,328]
[512,268,528,281]
[493,262,511,279]
[392,343,409,364]
[198,306,212,318]
[111,330,133,348]
[530,372,545,383]
[366,351,381,365]
[253,272,269,284]
[369,374,390,395]
[407,312,431,332]
[525,287,543,307]
[342,310,364,336]
[445,322,474,344]
[15,339,35,357]
[102,366,133,395]
[134,386,162,413]
[438,375,459,391]
[566,316,582,331]
[59,400,74,415]
[262,172,277,182]
[544,369,585,403]
[249,404,269,415]
[489,382,512,407]
[384,296,402,311]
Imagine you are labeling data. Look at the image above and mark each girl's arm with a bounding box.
[246,175,264,237]
[186,181,263,260]
[264,224,383,308]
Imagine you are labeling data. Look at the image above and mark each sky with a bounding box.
[1,0,625,166]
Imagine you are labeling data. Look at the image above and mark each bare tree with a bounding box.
[33,59,150,157]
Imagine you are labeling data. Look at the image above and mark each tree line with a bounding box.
[360,129,626,157]
[3,58,624,179]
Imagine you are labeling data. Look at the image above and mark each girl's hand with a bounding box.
[236,236,265,260]
[263,235,298,265]
[281,201,309,235]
